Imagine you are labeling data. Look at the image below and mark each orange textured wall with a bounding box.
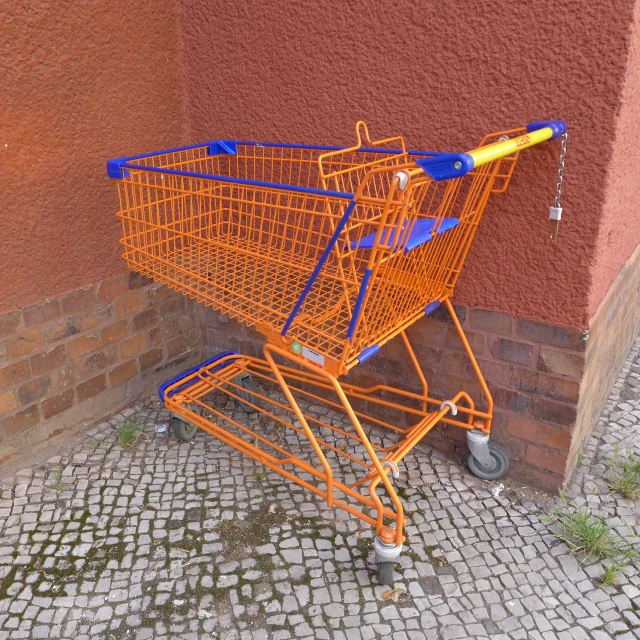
[589,7,640,320]
[178,0,637,329]
[1,1,186,314]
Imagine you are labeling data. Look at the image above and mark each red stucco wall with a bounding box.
[178,0,637,329]
[1,1,186,314]
[589,7,640,320]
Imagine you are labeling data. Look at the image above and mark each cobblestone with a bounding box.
[1,340,640,638]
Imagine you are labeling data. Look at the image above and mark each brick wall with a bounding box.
[0,273,202,466]
[202,305,588,492]
[569,242,640,477]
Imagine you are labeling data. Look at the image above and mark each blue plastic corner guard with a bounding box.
[526,120,567,140]
[106,158,130,179]
[358,344,380,364]
[416,153,474,181]
[424,300,440,315]
[158,351,238,402]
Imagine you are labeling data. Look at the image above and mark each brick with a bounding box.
[510,368,537,393]
[69,335,101,360]
[67,311,99,334]
[109,360,138,387]
[470,309,513,335]
[467,359,511,387]
[115,291,145,318]
[47,319,81,343]
[538,347,584,379]
[0,405,40,439]
[79,348,118,376]
[531,398,577,426]
[50,365,76,392]
[0,391,18,416]
[431,304,467,326]
[133,309,158,332]
[537,375,580,404]
[506,416,571,450]
[77,374,107,402]
[496,438,526,462]
[7,329,45,358]
[31,345,66,376]
[128,271,152,290]
[492,388,530,414]
[139,348,163,372]
[490,338,533,366]
[98,275,128,301]
[18,376,51,405]
[445,327,486,355]
[525,444,567,474]
[147,284,173,305]
[167,334,190,359]
[0,361,30,387]
[42,389,74,419]
[101,320,128,346]
[0,311,21,339]
[159,297,183,320]
[23,299,60,327]
[61,285,96,314]
[121,333,147,359]
[149,319,180,346]
[517,318,586,352]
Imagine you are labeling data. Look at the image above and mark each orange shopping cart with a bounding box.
[108,119,567,584]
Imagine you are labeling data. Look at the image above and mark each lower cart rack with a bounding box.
[159,326,503,584]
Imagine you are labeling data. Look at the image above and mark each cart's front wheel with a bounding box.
[235,375,260,413]
[467,442,509,480]
[171,405,201,441]
[377,562,395,586]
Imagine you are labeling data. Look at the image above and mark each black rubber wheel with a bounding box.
[171,405,201,441]
[467,441,510,480]
[377,562,395,586]
[235,375,259,413]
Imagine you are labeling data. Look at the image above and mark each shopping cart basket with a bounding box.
[108,119,567,584]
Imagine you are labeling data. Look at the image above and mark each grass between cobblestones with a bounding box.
[607,449,640,500]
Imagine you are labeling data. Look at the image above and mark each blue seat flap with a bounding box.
[348,217,459,253]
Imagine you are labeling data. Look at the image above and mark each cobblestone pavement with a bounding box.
[1,340,639,639]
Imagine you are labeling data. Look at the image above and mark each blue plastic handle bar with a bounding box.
[157,350,239,402]
[114,163,355,200]
[526,120,568,140]
[281,199,357,336]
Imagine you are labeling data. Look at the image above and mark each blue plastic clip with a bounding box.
[208,140,237,156]
[416,153,474,181]
[424,300,441,316]
[358,344,380,364]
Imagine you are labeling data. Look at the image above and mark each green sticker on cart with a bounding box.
[292,341,302,354]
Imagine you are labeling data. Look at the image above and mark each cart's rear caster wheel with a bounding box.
[377,562,395,586]
[235,375,260,413]
[171,405,201,441]
[467,442,509,480]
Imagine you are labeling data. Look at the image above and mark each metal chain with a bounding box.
[554,133,567,208]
